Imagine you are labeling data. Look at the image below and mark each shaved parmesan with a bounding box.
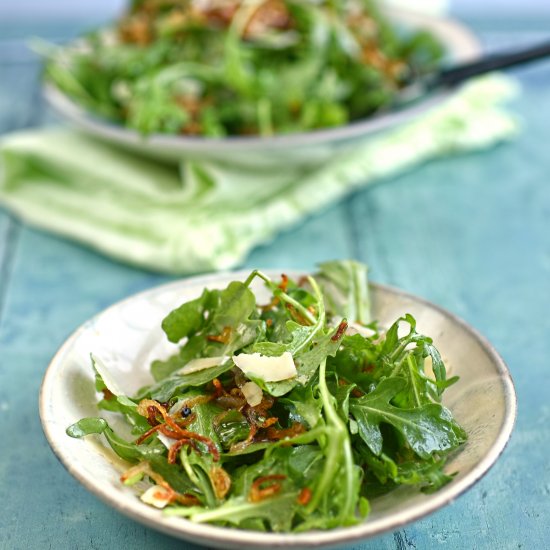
[176,356,227,375]
[168,399,187,416]
[157,432,176,449]
[140,485,172,509]
[345,322,376,339]
[241,381,263,407]
[233,352,297,382]
[91,354,124,396]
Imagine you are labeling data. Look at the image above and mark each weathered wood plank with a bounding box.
[246,201,356,272]
[0,62,42,133]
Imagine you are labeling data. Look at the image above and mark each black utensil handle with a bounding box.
[435,41,550,88]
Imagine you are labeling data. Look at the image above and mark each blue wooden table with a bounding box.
[1,12,549,550]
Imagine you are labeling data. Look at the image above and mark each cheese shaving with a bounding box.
[176,356,227,375]
[241,381,263,407]
[232,352,297,382]
[140,485,172,509]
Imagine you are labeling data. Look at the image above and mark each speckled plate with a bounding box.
[39,271,516,548]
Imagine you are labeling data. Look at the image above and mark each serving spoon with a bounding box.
[400,40,550,105]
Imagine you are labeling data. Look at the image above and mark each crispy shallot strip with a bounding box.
[331,320,349,341]
[167,438,198,464]
[249,475,286,502]
[260,273,289,311]
[146,405,160,426]
[210,466,231,500]
[211,378,225,398]
[137,399,165,420]
[337,377,364,398]
[243,0,291,39]
[137,399,220,461]
[228,421,257,454]
[278,273,289,291]
[207,326,232,343]
[261,417,278,429]
[180,394,213,409]
[229,394,279,448]
[216,394,246,410]
[179,412,197,426]
[120,461,152,483]
[297,487,312,506]
[265,422,306,441]
[120,461,199,506]
[135,424,163,445]
[118,13,153,45]
[229,411,281,452]
[101,388,115,401]
[285,303,312,326]
[260,295,279,312]
[160,424,220,461]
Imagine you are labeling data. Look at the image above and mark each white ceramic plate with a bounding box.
[40,271,516,548]
[43,8,481,166]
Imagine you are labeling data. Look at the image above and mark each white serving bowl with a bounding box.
[44,8,481,167]
[40,271,516,548]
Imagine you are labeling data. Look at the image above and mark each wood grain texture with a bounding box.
[1,17,549,550]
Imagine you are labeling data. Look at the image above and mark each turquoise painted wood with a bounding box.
[1,14,549,550]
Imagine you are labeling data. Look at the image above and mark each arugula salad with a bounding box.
[45,0,443,137]
[68,261,466,531]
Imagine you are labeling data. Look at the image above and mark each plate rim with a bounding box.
[39,271,517,547]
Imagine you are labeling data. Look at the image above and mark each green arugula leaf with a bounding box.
[279,380,322,429]
[150,353,187,382]
[395,459,456,493]
[179,448,218,507]
[328,333,381,390]
[141,360,233,402]
[152,281,263,382]
[166,493,299,532]
[161,289,211,344]
[356,445,455,494]
[66,417,107,438]
[97,394,151,434]
[66,417,162,462]
[349,377,467,459]
[214,410,250,450]
[223,441,273,458]
[67,262,467,533]
[147,454,197,495]
[185,397,224,453]
[316,260,370,324]
[326,375,356,420]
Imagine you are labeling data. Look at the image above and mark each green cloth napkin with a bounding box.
[0,75,518,274]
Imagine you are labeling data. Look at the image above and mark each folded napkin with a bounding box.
[0,75,517,274]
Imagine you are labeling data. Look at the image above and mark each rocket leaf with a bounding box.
[349,377,466,458]
[66,261,466,533]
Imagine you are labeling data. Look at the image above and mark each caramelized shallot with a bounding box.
[249,474,286,503]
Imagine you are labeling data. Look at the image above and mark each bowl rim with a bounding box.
[43,7,482,152]
[39,271,517,548]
